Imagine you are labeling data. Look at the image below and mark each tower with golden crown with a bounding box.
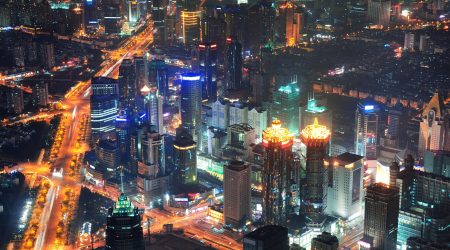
[300,118,331,222]
[261,120,296,225]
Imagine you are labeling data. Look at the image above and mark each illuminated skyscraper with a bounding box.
[116,110,131,169]
[141,85,163,134]
[173,129,197,185]
[418,92,449,157]
[198,42,218,102]
[223,161,251,228]
[128,0,145,26]
[326,153,364,220]
[180,73,202,142]
[277,1,297,46]
[299,95,331,134]
[224,36,243,90]
[84,0,98,32]
[261,120,295,225]
[272,80,301,135]
[367,0,391,28]
[300,118,331,221]
[148,59,169,103]
[355,102,380,160]
[181,11,201,45]
[105,193,144,249]
[361,183,399,250]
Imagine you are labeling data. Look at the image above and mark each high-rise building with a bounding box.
[128,0,145,26]
[173,129,197,185]
[116,110,131,168]
[272,80,301,135]
[39,42,55,69]
[92,77,119,95]
[180,73,202,142]
[406,237,449,250]
[261,120,295,225]
[311,232,339,250]
[84,0,98,32]
[277,1,300,46]
[118,59,136,109]
[361,183,399,250]
[247,1,275,55]
[32,81,49,107]
[355,102,380,160]
[136,130,169,204]
[105,193,144,249]
[103,5,122,34]
[223,161,251,228]
[248,107,268,143]
[367,0,391,28]
[148,60,169,103]
[211,99,229,130]
[134,56,148,89]
[91,95,118,142]
[424,150,450,178]
[90,77,119,142]
[243,225,289,250]
[6,88,24,114]
[198,42,218,102]
[326,153,364,220]
[181,10,201,46]
[419,34,431,52]
[224,36,243,90]
[225,123,255,160]
[140,85,163,134]
[404,33,415,51]
[418,92,449,157]
[300,118,331,221]
[152,0,166,44]
[95,138,120,174]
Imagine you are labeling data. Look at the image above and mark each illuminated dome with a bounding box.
[262,120,294,147]
[301,118,331,141]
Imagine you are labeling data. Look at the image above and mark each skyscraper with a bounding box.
[300,118,331,221]
[6,88,24,114]
[261,120,295,225]
[367,0,391,28]
[277,1,297,46]
[118,59,136,109]
[418,92,449,157]
[84,0,98,32]
[141,85,163,134]
[173,129,197,185]
[243,225,289,250]
[181,10,201,46]
[355,102,380,160]
[180,73,202,142]
[198,42,218,102]
[311,232,339,250]
[326,153,364,220]
[299,95,332,136]
[90,77,119,142]
[148,59,169,103]
[224,36,243,91]
[32,81,49,107]
[152,0,166,44]
[116,110,131,169]
[361,183,399,250]
[272,80,301,135]
[105,193,144,249]
[223,161,251,228]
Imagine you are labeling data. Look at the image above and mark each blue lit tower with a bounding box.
[180,73,202,143]
[105,193,144,249]
[148,59,169,103]
[90,77,119,142]
[355,102,380,160]
[225,36,243,91]
[272,80,301,135]
[83,0,98,33]
[140,85,163,134]
[198,42,218,102]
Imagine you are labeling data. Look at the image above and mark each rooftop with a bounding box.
[336,152,363,164]
[301,118,331,141]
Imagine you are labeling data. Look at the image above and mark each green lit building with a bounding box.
[272,81,300,135]
[106,193,144,249]
[299,96,331,136]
